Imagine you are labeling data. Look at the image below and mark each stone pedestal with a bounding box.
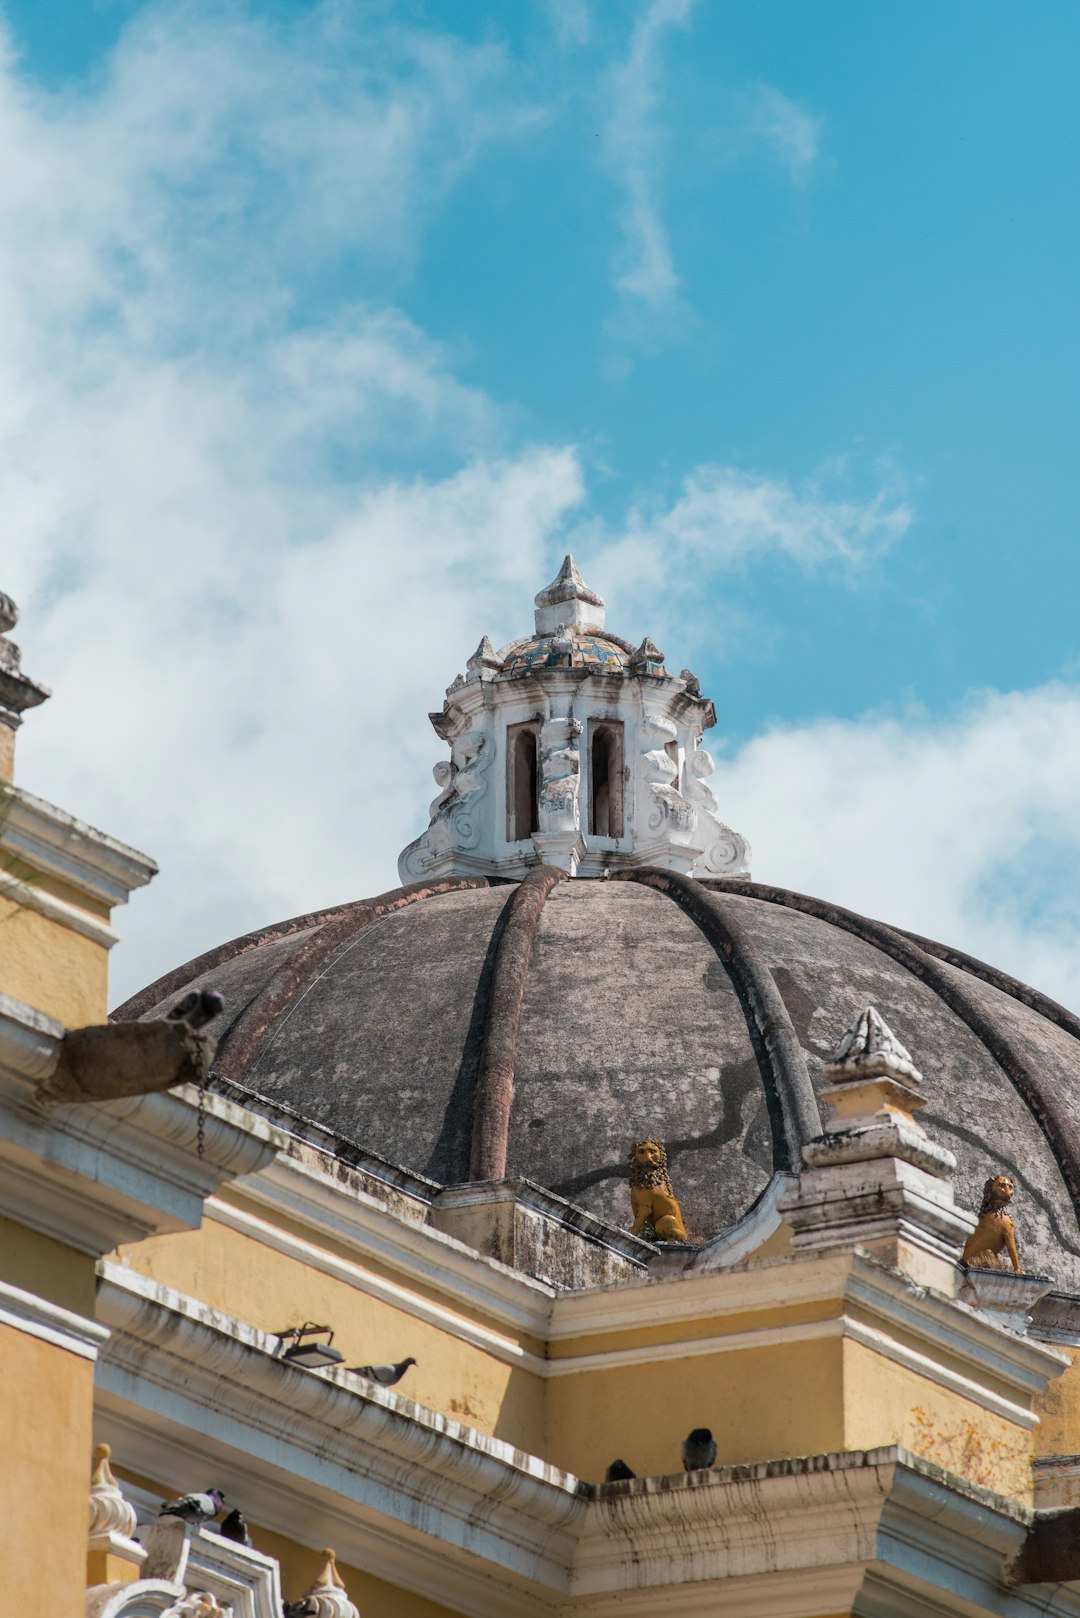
[959,1268,1056,1335]
[780,1008,971,1295]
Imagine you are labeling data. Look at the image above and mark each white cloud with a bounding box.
[0,2,569,1001]
[600,0,696,322]
[711,685,1080,1014]
[742,82,822,181]
[587,461,912,653]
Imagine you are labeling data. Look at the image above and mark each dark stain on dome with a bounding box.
[114,871,1080,1285]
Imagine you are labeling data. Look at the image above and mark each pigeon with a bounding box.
[604,1459,636,1482]
[167,989,225,1031]
[282,1602,315,1618]
[346,1356,417,1386]
[681,1428,717,1472]
[217,1507,252,1546]
[159,1488,225,1522]
[679,668,702,699]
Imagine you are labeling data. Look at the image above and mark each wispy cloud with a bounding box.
[741,82,823,181]
[600,0,696,328]
[588,461,912,635]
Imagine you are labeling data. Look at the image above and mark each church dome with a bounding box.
[115,560,1080,1287]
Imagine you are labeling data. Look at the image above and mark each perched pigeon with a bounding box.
[604,1459,636,1483]
[679,668,702,699]
[167,989,225,1031]
[217,1508,252,1546]
[681,1428,717,1472]
[159,1488,225,1522]
[282,1601,315,1618]
[346,1356,417,1386]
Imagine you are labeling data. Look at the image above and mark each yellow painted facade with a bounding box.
[0,1322,95,1615]
[0,1211,97,1314]
[0,894,109,1025]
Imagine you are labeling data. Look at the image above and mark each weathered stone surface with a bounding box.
[124,876,1080,1283]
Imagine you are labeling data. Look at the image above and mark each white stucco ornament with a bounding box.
[398,558,751,882]
[292,1550,361,1618]
[88,1443,139,1540]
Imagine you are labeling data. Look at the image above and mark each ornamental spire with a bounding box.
[0,592,50,782]
[533,555,605,634]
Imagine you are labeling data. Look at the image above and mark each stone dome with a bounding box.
[116,870,1080,1287]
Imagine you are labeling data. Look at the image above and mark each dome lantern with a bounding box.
[398,557,751,882]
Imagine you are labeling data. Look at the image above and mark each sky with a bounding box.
[1,0,1079,1010]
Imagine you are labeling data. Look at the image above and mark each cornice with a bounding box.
[207,1195,549,1371]
[0,867,119,946]
[94,1276,1070,1618]
[0,990,63,1082]
[95,1264,583,1614]
[0,1023,283,1252]
[1,785,157,906]
[226,1151,557,1336]
[0,1276,108,1360]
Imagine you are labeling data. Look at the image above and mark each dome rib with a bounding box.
[899,928,1080,1042]
[615,869,822,1171]
[210,877,500,1082]
[469,865,567,1180]
[708,878,1080,1220]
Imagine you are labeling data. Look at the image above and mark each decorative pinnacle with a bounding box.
[534,555,605,634]
[293,1549,360,1618]
[0,590,50,779]
[823,1006,923,1087]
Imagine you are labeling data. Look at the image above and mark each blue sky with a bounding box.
[3,0,1079,1007]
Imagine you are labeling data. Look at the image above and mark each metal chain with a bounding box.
[196,1068,207,1160]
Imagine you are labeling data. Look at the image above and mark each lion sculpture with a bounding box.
[961,1173,1021,1272]
[628,1141,687,1243]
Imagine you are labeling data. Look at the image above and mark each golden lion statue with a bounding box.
[961,1173,1021,1272]
[628,1141,687,1242]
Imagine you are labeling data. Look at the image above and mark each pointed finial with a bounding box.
[631,636,665,676]
[88,1441,138,1540]
[291,1549,360,1618]
[824,1006,922,1086]
[534,556,605,634]
[465,636,501,684]
[0,590,50,782]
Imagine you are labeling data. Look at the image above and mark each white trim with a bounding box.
[0,1062,283,1256]
[230,1152,556,1337]
[0,1276,108,1359]
[0,867,119,947]
[206,1197,547,1373]
[844,1317,1039,1429]
[547,1318,841,1374]
[1,785,157,906]
[0,991,62,1082]
[692,1171,796,1270]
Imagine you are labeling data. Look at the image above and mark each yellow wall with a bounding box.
[546,1337,844,1481]
[117,1211,547,1453]
[0,897,108,1024]
[842,1339,1033,1503]
[1,1322,95,1613]
[0,1212,97,1314]
[1033,1345,1080,1464]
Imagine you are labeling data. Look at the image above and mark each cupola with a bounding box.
[398,558,751,881]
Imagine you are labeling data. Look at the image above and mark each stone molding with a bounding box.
[0,1004,283,1253]
[1,784,157,907]
[0,1276,108,1359]
[225,1151,558,1337]
[91,1276,1075,1618]
[0,866,120,947]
